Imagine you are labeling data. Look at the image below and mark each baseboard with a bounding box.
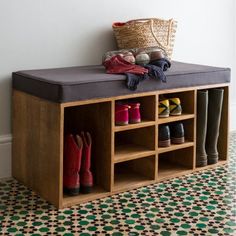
[0,134,12,179]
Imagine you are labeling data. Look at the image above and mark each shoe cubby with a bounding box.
[158,119,195,154]
[63,102,112,206]
[158,147,194,180]
[113,156,156,192]
[158,90,195,124]
[114,126,156,163]
[12,84,229,208]
[195,87,229,170]
[114,95,156,132]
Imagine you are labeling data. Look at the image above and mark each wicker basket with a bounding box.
[112,18,177,59]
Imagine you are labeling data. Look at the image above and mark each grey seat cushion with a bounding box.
[12,61,230,103]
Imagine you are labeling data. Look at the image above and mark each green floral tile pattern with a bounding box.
[0,132,236,235]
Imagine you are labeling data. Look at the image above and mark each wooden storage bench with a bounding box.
[12,61,230,208]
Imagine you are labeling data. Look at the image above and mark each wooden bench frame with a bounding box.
[12,83,229,208]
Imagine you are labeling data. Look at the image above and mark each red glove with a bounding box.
[103,55,148,75]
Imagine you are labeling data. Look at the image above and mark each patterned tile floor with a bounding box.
[0,133,236,236]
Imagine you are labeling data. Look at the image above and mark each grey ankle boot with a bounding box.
[206,88,224,164]
[196,90,208,167]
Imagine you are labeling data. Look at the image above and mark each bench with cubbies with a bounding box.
[12,82,229,208]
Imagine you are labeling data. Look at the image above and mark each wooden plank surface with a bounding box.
[114,144,156,163]
[158,114,195,124]
[12,90,63,208]
[158,141,194,154]
[114,120,156,132]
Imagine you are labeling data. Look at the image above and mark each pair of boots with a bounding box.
[159,98,182,118]
[159,122,185,147]
[115,102,141,125]
[63,132,93,195]
[196,89,224,167]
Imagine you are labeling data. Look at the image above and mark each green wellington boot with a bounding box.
[196,90,208,167]
[206,88,224,164]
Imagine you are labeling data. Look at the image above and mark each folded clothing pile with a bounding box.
[102,47,171,90]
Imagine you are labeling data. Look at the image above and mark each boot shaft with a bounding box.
[80,132,93,190]
[81,132,92,171]
[63,134,83,193]
[206,88,224,164]
[196,90,208,167]
[64,134,83,174]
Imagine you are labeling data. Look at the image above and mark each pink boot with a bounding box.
[80,132,93,193]
[115,103,130,125]
[128,102,141,123]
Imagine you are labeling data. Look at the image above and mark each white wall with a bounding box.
[0,0,235,178]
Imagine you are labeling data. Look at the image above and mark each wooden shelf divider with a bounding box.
[113,172,155,192]
[63,186,109,208]
[114,120,156,132]
[114,144,156,163]
[158,163,193,181]
[158,141,194,154]
[158,113,195,124]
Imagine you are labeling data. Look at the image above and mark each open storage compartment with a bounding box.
[63,102,112,206]
[194,86,229,170]
[114,95,156,132]
[113,155,156,192]
[158,119,195,154]
[114,126,156,163]
[158,147,194,180]
[158,90,195,124]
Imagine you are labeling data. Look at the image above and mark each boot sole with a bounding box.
[170,112,182,116]
[208,155,219,165]
[196,154,208,167]
[129,119,141,124]
[196,160,208,167]
[115,121,129,126]
[80,185,93,194]
[64,187,80,196]
[171,137,185,144]
[158,139,171,147]
[158,114,170,118]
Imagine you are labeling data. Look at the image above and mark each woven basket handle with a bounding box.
[127,18,174,48]
[126,18,157,23]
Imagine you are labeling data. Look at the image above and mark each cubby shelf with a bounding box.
[114,144,156,163]
[113,171,155,192]
[158,141,194,154]
[114,120,156,132]
[158,114,195,124]
[158,162,193,181]
[195,159,227,171]
[63,186,109,207]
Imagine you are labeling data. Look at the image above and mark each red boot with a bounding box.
[115,103,130,125]
[63,134,83,196]
[80,132,93,193]
[128,102,141,123]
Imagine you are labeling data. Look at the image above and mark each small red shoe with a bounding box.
[115,103,130,125]
[128,102,141,123]
[63,134,83,196]
[80,132,93,193]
